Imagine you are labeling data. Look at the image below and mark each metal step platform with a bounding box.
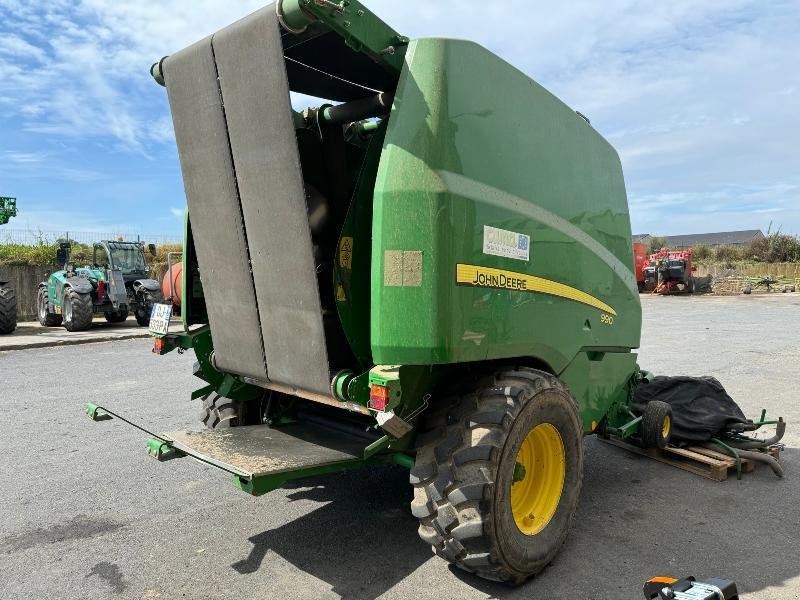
[86,403,412,496]
[163,423,365,480]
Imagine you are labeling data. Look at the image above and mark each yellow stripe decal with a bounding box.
[455,263,617,316]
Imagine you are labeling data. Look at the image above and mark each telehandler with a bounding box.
[38,240,163,331]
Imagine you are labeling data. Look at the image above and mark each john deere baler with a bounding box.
[93,1,673,584]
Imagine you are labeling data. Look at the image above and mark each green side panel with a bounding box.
[371,38,641,371]
[48,271,68,308]
[333,125,388,367]
[559,351,637,432]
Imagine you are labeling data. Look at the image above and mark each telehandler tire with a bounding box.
[641,400,672,449]
[104,309,128,323]
[411,367,583,584]
[37,287,62,327]
[63,288,93,331]
[0,283,17,334]
[134,289,162,327]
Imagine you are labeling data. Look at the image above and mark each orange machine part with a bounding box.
[633,242,647,283]
[162,262,183,307]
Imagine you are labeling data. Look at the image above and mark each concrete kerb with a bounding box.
[0,320,150,352]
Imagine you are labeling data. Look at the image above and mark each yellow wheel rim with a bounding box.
[662,414,671,439]
[510,423,565,535]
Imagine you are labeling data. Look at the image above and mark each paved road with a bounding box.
[1,294,798,599]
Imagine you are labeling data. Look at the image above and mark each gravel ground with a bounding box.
[0,293,797,600]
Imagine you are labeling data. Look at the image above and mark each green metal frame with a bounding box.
[278,0,408,73]
[234,451,413,496]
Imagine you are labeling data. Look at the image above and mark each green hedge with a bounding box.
[690,234,800,265]
[0,242,182,280]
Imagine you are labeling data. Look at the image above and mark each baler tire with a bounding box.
[411,367,584,585]
[641,400,673,449]
[200,393,244,429]
[0,283,17,334]
[37,286,62,327]
[62,288,93,332]
[104,309,128,323]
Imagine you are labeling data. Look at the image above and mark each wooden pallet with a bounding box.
[602,437,782,481]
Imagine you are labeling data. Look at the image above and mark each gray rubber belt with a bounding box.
[213,6,331,395]
[163,35,267,380]
[163,5,331,394]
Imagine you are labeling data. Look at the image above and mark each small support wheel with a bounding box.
[641,400,673,449]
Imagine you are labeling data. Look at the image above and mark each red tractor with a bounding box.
[642,248,696,294]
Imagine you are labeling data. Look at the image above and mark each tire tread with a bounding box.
[411,366,583,584]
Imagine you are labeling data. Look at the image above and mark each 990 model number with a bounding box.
[600,313,614,325]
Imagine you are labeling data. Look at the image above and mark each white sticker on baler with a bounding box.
[483,225,530,261]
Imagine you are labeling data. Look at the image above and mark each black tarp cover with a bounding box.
[633,376,751,442]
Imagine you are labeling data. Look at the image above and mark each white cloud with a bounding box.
[5,151,46,164]
[1,0,799,233]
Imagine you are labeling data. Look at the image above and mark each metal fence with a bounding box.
[0,228,181,246]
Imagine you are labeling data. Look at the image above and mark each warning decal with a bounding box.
[339,237,353,270]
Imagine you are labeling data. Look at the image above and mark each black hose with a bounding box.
[736,449,784,478]
[320,92,394,125]
[725,419,785,449]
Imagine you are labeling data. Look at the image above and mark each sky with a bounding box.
[1,0,799,239]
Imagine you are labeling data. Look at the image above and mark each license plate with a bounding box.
[149,303,173,336]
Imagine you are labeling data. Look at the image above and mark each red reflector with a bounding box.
[97,280,106,302]
[369,383,390,411]
[153,338,166,355]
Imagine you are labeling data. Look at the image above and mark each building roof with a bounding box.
[631,230,764,247]
[665,230,764,247]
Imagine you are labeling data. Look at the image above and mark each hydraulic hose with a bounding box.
[702,441,784,479]
[725,419,785,450]
[736,449,784,478]
[320,92,394,125]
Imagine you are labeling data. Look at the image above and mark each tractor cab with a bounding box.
[92,241,154,281]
